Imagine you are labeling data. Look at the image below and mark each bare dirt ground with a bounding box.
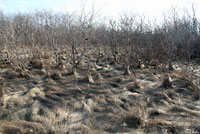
[0,46,199,134]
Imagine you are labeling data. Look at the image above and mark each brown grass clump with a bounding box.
[121,105,146,129]
[134,81,142,90]
[183,75,200,100]
[36,107,84,134]
[131,75,143,90]
[26,87,45,98]
[29,58,44,70]
[186,79,200,100]
[149,59,159,67]
[50,71,62,80]
[19,69,32,79]
[42,51,51,59]
[122,114,143,129]
[148,108,166,118]
[171,69,200,99]
[79,72,95,84]
[38,68,47,75]
[57,63,66,71]
[45,78,57,85]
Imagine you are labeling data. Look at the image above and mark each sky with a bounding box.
[0,0,199,21]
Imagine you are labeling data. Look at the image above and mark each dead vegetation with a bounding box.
[0,5,199,133]
[0,45,199,134]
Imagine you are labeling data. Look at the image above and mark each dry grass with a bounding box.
[29,58,44,70]
[0,46,199,133]
[0,120,45,134]
[35,108,84,134]
[50,71,63,80]
[171,69,200,99]
[170,105,200,117]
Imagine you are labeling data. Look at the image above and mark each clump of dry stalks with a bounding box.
[171,69,200,99]
[121,103,146,129]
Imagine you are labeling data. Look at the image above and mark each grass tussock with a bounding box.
[29,58,44,70]
[170,69,200,99]
[121,104,146,129]
[50,71,62,80]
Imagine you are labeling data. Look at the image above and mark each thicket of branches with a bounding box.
[0,6,199,67]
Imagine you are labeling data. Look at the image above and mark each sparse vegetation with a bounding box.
[0,3,199,134]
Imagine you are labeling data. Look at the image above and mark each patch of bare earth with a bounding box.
[0,48,200,134]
